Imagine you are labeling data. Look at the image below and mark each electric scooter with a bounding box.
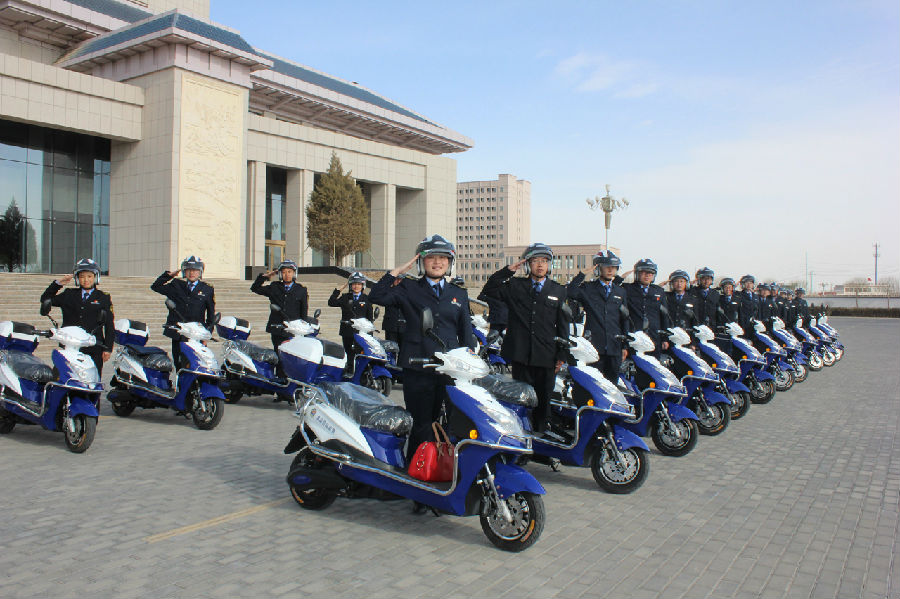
[107,300,225,429]
[471,313,508,374]
[692,325,750,420]
[283,308,546,552]
[343,308,393,396]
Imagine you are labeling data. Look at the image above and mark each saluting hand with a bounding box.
[263,269,277,279]
[390,255,418,278]
[508,258,527,273]
[58,273,74,285]
[166,269,179,277]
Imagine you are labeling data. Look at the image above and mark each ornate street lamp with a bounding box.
[586,184,629,249]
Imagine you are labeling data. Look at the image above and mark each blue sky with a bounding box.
[213,0,899,287]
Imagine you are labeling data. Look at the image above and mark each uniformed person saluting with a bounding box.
[665,269,699,331]
[737,274,759,333]
[369,235,476,464]
[757,283,776,329]
[791,288,811,328]
[480,243,569,433]
[40,258,115,374]
[566,250,631,383]
[689,267,720,329]
[718,277,740,326]
[328,271,374,372]
[150,256,216,368]
[251,259,309,352]
[623,258,670,354]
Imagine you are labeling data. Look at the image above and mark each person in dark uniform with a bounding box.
[40,258,115,374]
[774,286,790,323]
[328,271,374,373]
[251,259,309,352]
[737,275,759,333]
[150,255,216,368]
[690,267,720,329]
[566,250,631,383]
[718,277,740,325]
[369,235,476,466]
[757,284,777,329]
[480,243,569,433]
[485,298,508,336]
[792,288,811,328]
[623,258,670,355]
[381,275,407,348]
[665,269,699,331]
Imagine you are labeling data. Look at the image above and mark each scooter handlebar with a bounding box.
[408,357,436,366]
[554,336,575,347]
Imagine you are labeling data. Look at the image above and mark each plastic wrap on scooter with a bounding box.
[379,339,399,355]
[124,345,174,372]
[232,340,278,365]
[4,351,54,383]
[317,381,412,436]
[472,374,538,408]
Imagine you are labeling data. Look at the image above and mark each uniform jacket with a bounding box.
[758,296,777,325]
[40,282,115,350]
[150,273,216,340]
[369,274,476,370]
[719,293,741,325]
[666,291,700,330]
[250,276,309,334]
[566,273,630,356]
[328,289,375,338]
[737,290,759,333]
[480,267,569,368]
[623,282,670,345]
[381,304,406,335]
[791,298,811,327]
[689,286,721,329]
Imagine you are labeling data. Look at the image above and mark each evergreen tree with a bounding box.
[0,200,28,272]
[306,152,369,265]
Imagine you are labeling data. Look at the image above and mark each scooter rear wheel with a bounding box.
[64,415,96,453]
[0,414,15,434]
[375,376,392,397]
[290,485,337,510]
[480,491,544,552]
[111,401,135,417]
[591,444,649,494]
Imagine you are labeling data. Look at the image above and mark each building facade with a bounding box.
[455,173,529,284]
[503,243,620,284]
[0,0,471,278]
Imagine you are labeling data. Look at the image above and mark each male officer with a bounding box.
[718,277,740,325]
[151,256,216,367]
[737,275,759,333]
[328,271,374,372]
[623,259,670,354]
[774,286,791,323]
[480,243,569,433]
[251,259,309,352]
[381,275,406,349]
[666,270,699,331]
[566,250,630,383]
[369,235,475,465]
[40,258,114,374]
[757,284,777,329]
[792,288,811,327]
[690,267,720,329]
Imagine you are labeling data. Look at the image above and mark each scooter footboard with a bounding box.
[667,403,699,422]
[492,462,545,498]
[612,425,649,452]
[67,396,99,418]
[725,378,750,394]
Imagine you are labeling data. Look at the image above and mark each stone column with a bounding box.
[286,168,315,266]
[369,183,396,270]
[246,160,267,272]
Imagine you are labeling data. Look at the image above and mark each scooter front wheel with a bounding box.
[774,368,794,392]
[833,347,844,361]
[749,379,776,404]
[807,353,823,371]
[375,376,392,397]
[695,401,730,436]
[480,492,544,552]
[729,391,751,420]
[793,362,809,383]
[64,415,96,453]
[192,397,224,430]
[591,443,649,494]
[822,350,835,367]
[651,415,698,457]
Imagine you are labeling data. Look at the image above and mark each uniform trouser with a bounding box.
[402,368,451,461]
[342,334,357,373]
[171,339,184,370]
[592,354,623,384]
[510,362,555,432]
[82,346,105,376]
[271,333,290,378]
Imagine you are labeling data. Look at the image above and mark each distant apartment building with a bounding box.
[456,174,530,284]
[503,243,621,284]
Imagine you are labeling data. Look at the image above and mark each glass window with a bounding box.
[266,166,287,242]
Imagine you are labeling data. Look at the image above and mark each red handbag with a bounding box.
[408,423,455,482]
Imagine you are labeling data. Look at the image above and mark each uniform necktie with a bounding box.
[532,281,541,295]
[602,284,610,298]
[189,282,196,293]
[702,290,708,298]
[642,287,648,295]
[353,294,360,301]
[433,284,441,298]
[82,290,90,302]
[676,294,683,301]
[285,283,293,292]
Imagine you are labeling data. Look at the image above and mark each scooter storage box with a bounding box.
[114,319,149,347]
[217,316,251,341]
[0,321,39,352]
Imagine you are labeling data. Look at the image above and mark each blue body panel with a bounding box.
[725,378,750,394]
[755,369,775,382]
[533,407,607,465]
[487,353,506,365]
[703,388,731,406]
[613,425,649,452]
[200,380,224,400]
[67,396,99,418]
[620,390,669,437]
[360,427,406,469]
[371,365,391,380]
[492,461,545,498]
[445,386,529,450]
[668,403,699,421]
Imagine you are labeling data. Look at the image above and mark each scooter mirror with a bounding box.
[561,303,574,322]
[270,303,283,313]
[642,316,650,331]
[40,299,52,316]
[214,312,222,325]
[421,307,434,335]
[165,299,177,311]
[313,308,321,319]
[374,306,380,320]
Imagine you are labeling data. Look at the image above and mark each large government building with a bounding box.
[0,0,471,278]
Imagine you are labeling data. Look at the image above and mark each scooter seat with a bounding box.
[124,344,174,372]
[4,351,54,383]
[473,374,538,408]
[232,340,279,365]
[317,381,412,436]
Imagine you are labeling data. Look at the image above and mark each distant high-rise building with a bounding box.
[456,174,530,284]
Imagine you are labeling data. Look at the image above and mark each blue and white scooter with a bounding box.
[692,325,751,420]
[749,319,794,392]
[0,317,102,453]
[619,332,700,457]
[284,309,546,552]
[107,300,225,429]
[662,327,732,436]
[769,317,809,383]
[471,313,508,374]
[810,314,843,364]
[720,322,777,404]
[520,330,650,494]
[343,310,394,396]
[218,309,326,404]
[792,319,824,371]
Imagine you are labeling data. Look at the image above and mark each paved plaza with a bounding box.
[0,317,897,598]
